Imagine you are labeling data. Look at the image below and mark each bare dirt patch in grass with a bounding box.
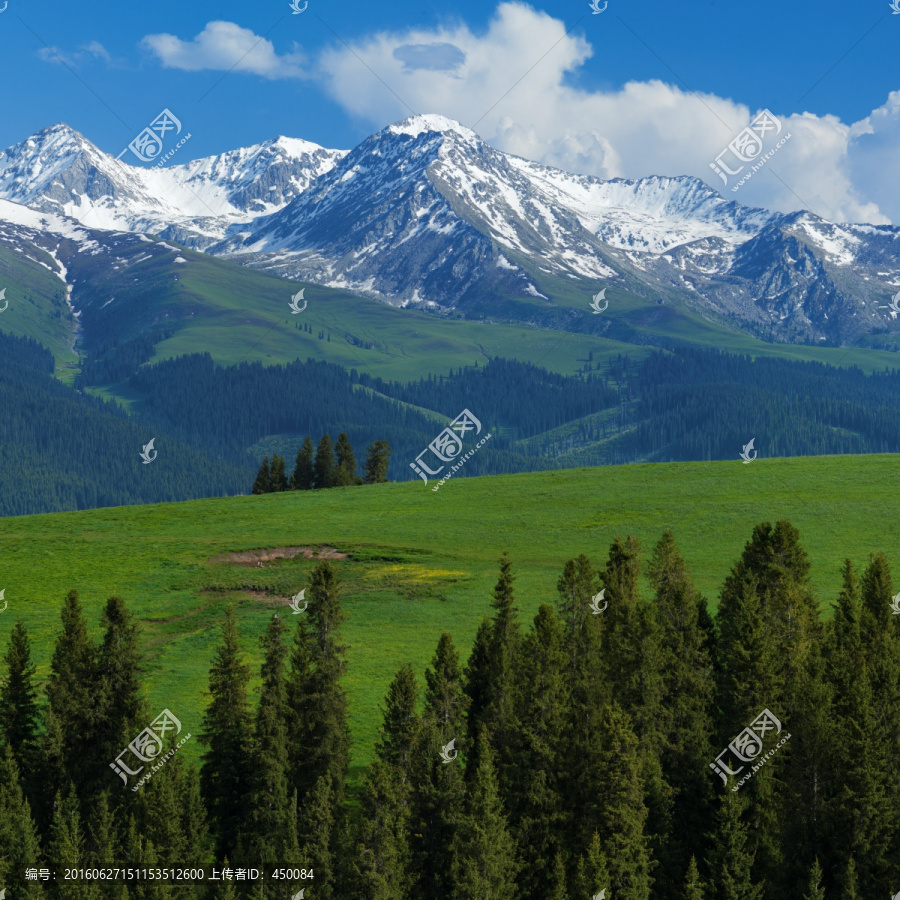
[211,546,348,566]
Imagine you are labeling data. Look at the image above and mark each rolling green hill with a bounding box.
[0,453,895,776]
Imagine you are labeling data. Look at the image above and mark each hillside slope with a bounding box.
[0,454,894,765]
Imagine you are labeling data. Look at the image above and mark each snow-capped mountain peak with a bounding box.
[1,114,899,347]
[0,124,347,248]
[387,113,480,142]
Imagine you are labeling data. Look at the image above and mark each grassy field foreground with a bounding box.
[0,454,896,774]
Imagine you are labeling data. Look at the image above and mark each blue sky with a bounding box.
[1,0,899,222]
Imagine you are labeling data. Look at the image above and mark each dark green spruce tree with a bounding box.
[252,457,272,494]
[93,596,145,803]
[822,559,888,895]
[334,432,359,486]
[199,606,253,860]
[290,437,315,490]
[599,536,668,895]
[354,664,420,899]
[270,454,289,492]
[648,531,715,899]
[0,743,45,898]
[0,620,40,784]
[47,788,95,900]
[364,441,391,484]
[286,561,350,894]
[44,589,97,807]
[682,856,705,900]
[707,788,763,900]
[449,735,519,900]
[466,552,521,790]
[507,604,570,900]
[409,633,467,900]
[554,553,609,879]
[243,613,299,890]
[314,435,337,489]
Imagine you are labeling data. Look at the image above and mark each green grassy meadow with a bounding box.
[0,454,896,777]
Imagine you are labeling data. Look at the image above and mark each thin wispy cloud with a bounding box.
[37,41,116,68]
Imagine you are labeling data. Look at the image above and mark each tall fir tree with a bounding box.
[0,743,45,899]
[648,532,715,899]
[353,759,412,900]
[93,596,145,803]
[270,454,289,492]
[467,553,521,788]
[313,435,337,489]
[822,560,883,892]
[252,457,272,494]
[290,437,315,491]
[590,703,653,900]
[44,590,99,819]
[0,620,40,779]
[555,554,609,875]
[507,604,570,900]
[681,856,705,900]
[802,858,825,900]
[573,832,610,900]
[463,616,492,761]
[286,561,350,807]
[364,441,391,484]
[449,736,519,900]
[298,775,336,899]
[47,788,96,900]
[835,552,900,895]
[707,788,763,900]
[334,432,359,486]
[374,663,420,782]
[354,665,421,900]
[409,633,467,900]
[243,614,297,871]
[598,536,668,896]
[199,606,253,860]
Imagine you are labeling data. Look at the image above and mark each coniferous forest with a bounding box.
[0,522,898,899]
[7,328,900,516]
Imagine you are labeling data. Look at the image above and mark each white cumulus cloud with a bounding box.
[315,1,895,225]
[142,21,305,80]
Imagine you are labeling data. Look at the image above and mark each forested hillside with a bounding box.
[5,338,900,516]
[0,522,896,898]
[0,332,246,516]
